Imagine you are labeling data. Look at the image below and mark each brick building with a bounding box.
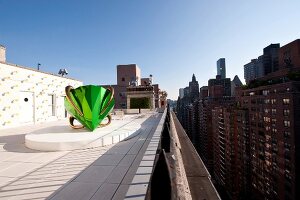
[101,64,166,109]
[177,39,300,200]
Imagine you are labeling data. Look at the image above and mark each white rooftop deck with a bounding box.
[0,111,165,200]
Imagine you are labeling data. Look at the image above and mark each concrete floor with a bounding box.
[0,112,162,200]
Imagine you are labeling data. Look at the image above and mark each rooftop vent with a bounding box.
[58,69,68,77]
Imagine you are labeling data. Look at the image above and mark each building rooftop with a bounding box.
[0,61,81,82]
[0,109,219,200]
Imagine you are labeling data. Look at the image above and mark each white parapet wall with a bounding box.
[0,62,82,129]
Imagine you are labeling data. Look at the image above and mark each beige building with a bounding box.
[0,46,82,129]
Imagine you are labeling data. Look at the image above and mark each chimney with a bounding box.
[0,45,6,63]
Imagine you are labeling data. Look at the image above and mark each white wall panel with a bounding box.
[0,62,83,129]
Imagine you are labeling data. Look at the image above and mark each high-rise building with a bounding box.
[217,58,226,79]
[212,106,241,199]
[244,44,279,84]
[235,39,300,200]
[263,43,280,75]
[177,39,300,200]
[189,74,199,102]
[179,88,184,99]
[208,75,231,97]
[244,56,264,84]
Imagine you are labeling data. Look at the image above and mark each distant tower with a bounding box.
[189,74,199,102]
[217,58,226,79]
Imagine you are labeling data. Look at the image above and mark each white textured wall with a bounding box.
[0,46,5,62]
[0,62,82,129]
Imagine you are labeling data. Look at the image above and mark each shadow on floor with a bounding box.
[0,113,162,200]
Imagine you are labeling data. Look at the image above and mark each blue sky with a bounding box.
[1,0,300,99]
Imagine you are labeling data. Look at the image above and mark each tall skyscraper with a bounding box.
[217,58,226,79]
[189,74,199,102]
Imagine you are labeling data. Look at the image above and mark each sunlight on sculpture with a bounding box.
[64,85,115,131]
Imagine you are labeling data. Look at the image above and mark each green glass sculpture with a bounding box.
[64,85,115,131]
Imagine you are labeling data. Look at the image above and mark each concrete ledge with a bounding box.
[114,109,153,114]
[125,108,167,199]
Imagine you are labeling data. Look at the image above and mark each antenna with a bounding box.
[149,74,153,85]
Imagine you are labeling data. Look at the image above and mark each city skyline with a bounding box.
[1,1,300,99]
[177,38,300,200]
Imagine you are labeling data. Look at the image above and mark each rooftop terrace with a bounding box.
[0,108,219,200]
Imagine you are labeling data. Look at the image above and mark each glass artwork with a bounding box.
[64,85,115,131]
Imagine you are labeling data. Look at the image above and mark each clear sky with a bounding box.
[1,0,300,99]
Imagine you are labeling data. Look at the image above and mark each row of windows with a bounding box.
[247,98,290,105]
[264,120,290,127]
[243,87,292,97]
[252,129,291,139]
[264,99,277,104]
[264,108,290,116]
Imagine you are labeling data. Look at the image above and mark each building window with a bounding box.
[284,131,291,137]
[264,109,269,114]
[272,109,276,115]
[284,120,290,127]
[263,90,269,96]
[271,99,276,104]
[122,77,125,81]
[284,143,291,151]
[283,98,290,105]
[264,117,270,122]
[284,109,290,116]
[264,99,270,104]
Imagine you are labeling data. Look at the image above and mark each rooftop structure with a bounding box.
[101,64,166,109]
[0,48,82,129]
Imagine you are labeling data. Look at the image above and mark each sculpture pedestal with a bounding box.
[25,121,141,151]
